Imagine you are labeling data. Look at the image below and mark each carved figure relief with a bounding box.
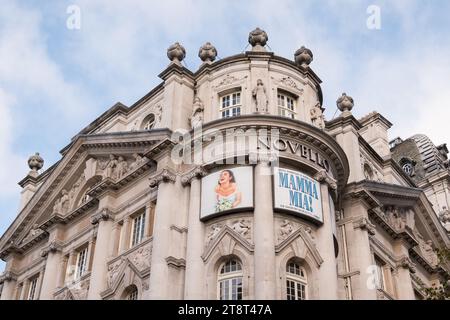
[231,219,251,240]
[252,79,268,113]
[278,220,294,242]
[310,103,325,129]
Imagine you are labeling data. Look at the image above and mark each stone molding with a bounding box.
[396,256,417,273]
[314,169,338,190]
[353,216,376,235]
[166,256,186,269]
[0,271,18,284]
[180,166,208,186]
[149,168,177,188]
[40,240,64,258]
[91,208,114,225]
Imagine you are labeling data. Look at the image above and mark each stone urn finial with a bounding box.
[28,152,44,177]
[198,42,217,64]
[248,27,268,51]
[167,42,186,65]
[294,46,314,68]
[336,93,354,113]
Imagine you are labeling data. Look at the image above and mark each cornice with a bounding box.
[91,208,114,225]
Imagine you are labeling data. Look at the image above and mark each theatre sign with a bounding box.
[273,167,323,223]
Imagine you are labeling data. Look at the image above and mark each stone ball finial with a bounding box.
[167,42,186,65]
[248,27,268,51]
[336,93,354,113]
[294,46,314,68]
[28,152,44,174]
[198,42,217,64]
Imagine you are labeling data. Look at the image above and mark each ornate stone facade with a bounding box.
[1,28,449,301]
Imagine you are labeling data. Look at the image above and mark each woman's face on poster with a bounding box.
[219,170,231,185]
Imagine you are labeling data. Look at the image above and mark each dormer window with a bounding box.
[277,92,296,119]
[142,114,156,130]
[220,91,241,118]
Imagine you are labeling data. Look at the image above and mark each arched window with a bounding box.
[142,114,156,130]
[218,259,243,300]
[286,260,307,300]
[125,285,139,300]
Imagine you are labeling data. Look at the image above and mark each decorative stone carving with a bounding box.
[415,233,439,266]
[116,156,129,180]
[70,278,90,300]
[181,166,208,186]
[149,169,177,188]
[40,240,63,258]
[91,208,112,225]
[0,271,17,283]
[103,154,119,180]
[129,153,147,171]
[294,46,313,68]
[130,244,152,271]
[206,224,222,245]
[439,207,450,232]
[384,206,407,231]
[310,103,325,129]
[360,154,383,182]
[198,42,217,64]
[189,97,204,129]
[336,93,354,113]
[397,256,416,273]
[231,219,251,240]
[167,42,186,65]
[248,27,268,51]
[252,79,268,113]
[154,105,163,124]
[53,189,70,214]
[54,288,73,300]
[353,217,376,235]
[313,169,337,190]
[278,220,295,242]
[107,259,125,289]
[21,224,43,244]
[28,152,44,176]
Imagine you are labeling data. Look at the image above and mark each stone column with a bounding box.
[119,217,131,253]
[182,167,207,299]
[0,272,18,300]
[253,160,276,299]
[148,169,177,299]
[393,240,416,300]
[87,209,114,300]
[314,170,339,299]
[108,223,121,258]
[39,241,63,299]
[342,198,377,299]
[55,255,69,289]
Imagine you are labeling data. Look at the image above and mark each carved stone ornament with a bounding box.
[91,208,113,225]
[181,166,208,186]
[206,224,223,245]
[294,46,313,68]
[129,244,152,271]
[248,27,268,51]
[252,79,268,113]
[198,42,217,64]
[397,256,416,273]
[231,219,252,241]
[149,168,177,188]
[310,103,325,129]
[40,241,63,258]
[189,97,204,129]
[439,207,450,232]
[107,258,125,289]
[21,224,44,244]
[28,152,44,175]
[313,169,337,190]
[0,271,17,283]
[97,154,139,182]
[353,217,376,235]
[167,42,186,65]
[336,93,354,113]
[383,206,407,231]
[278,219,295,242]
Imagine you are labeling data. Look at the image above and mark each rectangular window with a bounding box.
[278,92,296,119]
[75,247,88,279]
[220,91,241,119]
[286,280,306,300]
[219,277,242,300]
[27,276,38,300]
[375,258,386,290]
[131,212,146,247]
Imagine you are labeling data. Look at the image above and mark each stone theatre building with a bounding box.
[0,28,449,300]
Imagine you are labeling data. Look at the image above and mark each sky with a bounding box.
[0,0,449,271]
